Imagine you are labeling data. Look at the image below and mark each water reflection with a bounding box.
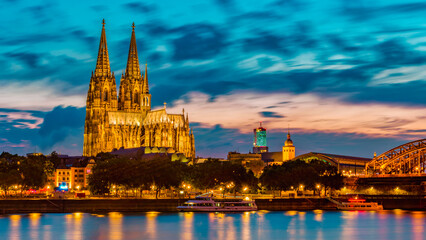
[412,211,424,240]
[145,211,158,239]
[73,212,83,240]
[241,212,251,240]
[180,212,193,240]
[109,212,123,240]
[313,210,323,222]
[29,213,41,240]
[0,211,423,240]
[9,214,21,240]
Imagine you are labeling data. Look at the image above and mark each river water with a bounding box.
[0,210,425,240]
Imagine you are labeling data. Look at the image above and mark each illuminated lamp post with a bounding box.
[316,184,320,197]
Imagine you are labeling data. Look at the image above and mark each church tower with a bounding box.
[83,20,118,156]
[282,130,295,162]
[118,23,151,113]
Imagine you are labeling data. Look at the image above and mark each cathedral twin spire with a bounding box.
[92,19,150,111]
[94,19,111,77]
[125,23,141,79]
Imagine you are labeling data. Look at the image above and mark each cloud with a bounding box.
[4,52,42,68]
[260,111,285,118]
[122,2,156,13]
[38,106,85,151]
[171,24,227,61]
[193,124,252,158]
[371,65,426,85]
[214,0,236,12]
[169,91,426,139]
[0,110,43,129]
[0,79,85,111]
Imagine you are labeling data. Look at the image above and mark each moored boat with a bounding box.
[177,194,257,212]
[336,197,383,211]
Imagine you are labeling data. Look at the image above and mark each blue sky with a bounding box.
[1,0,426,158]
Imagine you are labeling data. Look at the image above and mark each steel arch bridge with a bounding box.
[365,139,426,175]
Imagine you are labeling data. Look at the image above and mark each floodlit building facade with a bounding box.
[55,159,95,189]
[253,123,268,153]
[83,20,195,158]
[282,131,295,162]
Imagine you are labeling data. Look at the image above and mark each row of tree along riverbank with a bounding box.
[0,195,424,214]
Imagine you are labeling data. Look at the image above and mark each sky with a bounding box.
[1,0,426,158]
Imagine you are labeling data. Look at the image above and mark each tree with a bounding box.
[144,155,182,199]
[245,160,265,177]
[88,160,112,195]
[18,157,47,193]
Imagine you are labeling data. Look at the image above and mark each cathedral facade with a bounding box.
[83,20,195,158]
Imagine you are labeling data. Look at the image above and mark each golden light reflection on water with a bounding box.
[285,210,298,216]
[298,212,307,240]
[9,214,21,240]
[2,209,425,240]
[29,213,41,240]
[64,212,84,240]
[180,212,194,240]
[393,209,405,218]
[340,211,358,240]
[225,214,236,240]
[108,212,123,240]
[313,210,323,222]
[72,212,83,240]
[242,212,251,240]
[145,211,158,240]
[411,211,424,240]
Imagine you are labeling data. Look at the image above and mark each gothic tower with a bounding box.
[83,20,118,156]
[282,130,295,162]
[118,23,151,113]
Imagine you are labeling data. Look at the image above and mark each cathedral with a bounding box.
[83,20,195,158]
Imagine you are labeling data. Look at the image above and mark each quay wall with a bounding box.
[0,196,424,214]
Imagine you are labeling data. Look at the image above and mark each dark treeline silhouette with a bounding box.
[0,151,344,198]
[88,154,258,198]
[260,160,344,196]
[0,151,55,196]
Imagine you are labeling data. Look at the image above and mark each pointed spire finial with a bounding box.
[164,102,167,109]
[260,121,262,128]
[124,23,141,79]
[287,125,291,140]
[143,63,149,93]
[94,19,111,77]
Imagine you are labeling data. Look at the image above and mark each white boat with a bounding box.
[177,194,257,212]
[336,197,383,211]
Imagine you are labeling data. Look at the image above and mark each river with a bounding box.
[0,210,425,240]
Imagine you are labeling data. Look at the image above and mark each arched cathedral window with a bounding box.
[134,92,139,104]
[103,89,108,101]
